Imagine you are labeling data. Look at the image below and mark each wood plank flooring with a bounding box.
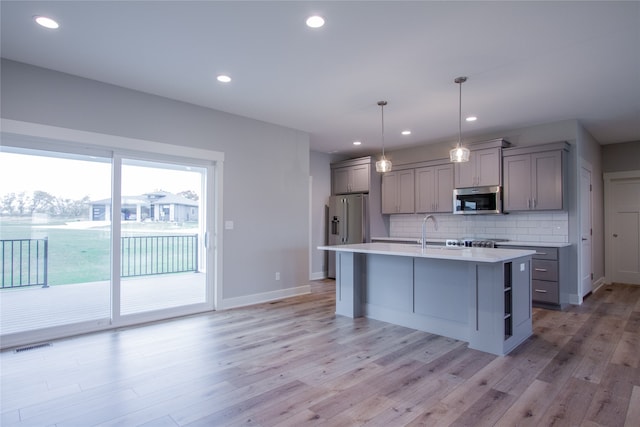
[1,280,639,426]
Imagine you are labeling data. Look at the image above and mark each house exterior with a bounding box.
[90,191,198,223]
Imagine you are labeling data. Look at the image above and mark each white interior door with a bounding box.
[605,172,640,285]
[580,166,593,297]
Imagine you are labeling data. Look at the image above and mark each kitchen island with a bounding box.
[318,243,536,356]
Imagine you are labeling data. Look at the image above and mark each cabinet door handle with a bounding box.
[534,268,548,272]
[533,198,537,208]
[534,289,548,293]
[527,199,531,209]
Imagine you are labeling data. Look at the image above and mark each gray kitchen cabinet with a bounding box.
[503,145,566,211]
[498,244,569,309]
[415,163,453,213]
[454,147,501,188]
[332,159,370,194]
[381,169,414,214]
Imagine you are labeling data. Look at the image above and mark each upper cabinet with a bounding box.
[453,140,510,188]
[381,169,415,214]
[415,163,454,213]
[503,142,569,212]
[454,147,501,188]
[332,158,370,194]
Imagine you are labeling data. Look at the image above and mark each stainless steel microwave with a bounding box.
[453,186,502,215]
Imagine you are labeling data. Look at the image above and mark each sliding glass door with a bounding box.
[119,158,208,316]
[1,136,217,348]
[0,147,112,335]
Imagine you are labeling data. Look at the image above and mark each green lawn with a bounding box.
[1,219,197,286]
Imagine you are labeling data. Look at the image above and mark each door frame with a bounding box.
[604,170,640,285]
[0,118,224,349]
[578,161,593,299]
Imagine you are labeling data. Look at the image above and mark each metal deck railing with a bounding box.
[1,238,49,288]
[1,234,198,288]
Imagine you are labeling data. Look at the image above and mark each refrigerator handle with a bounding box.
[344,198,349,242]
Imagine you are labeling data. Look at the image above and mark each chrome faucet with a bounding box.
[421,214,438,250]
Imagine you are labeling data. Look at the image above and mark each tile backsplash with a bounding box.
[389,211,569,243]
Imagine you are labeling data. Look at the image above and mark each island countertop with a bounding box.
[318,242,535,263]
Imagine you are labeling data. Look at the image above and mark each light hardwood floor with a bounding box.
[1,280,639,426]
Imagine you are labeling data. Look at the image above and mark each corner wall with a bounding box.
[310,150,331,279]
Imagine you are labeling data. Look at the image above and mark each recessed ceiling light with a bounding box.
[353,141,362,146]
[401,130,411,135]
[466,116,477,122]
[306,15,325,28]
[217,75,231,83]
[34,16,59,29]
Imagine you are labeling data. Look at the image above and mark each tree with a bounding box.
[30,191,56,214]
[177,190,199,201]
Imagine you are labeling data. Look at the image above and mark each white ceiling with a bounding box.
[2,1,639,156]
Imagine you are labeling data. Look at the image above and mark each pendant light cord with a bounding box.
[458,79,462,148]
[378,100,388,157]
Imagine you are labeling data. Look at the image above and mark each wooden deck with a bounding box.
[0,272,206,336]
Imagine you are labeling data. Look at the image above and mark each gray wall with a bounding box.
[310,150,331,279]
[1,59,310,303]
[602,141,640,173]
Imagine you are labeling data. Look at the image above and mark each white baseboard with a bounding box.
[569,293,581,305]
[310,271,327,280]
[219,284,311,310]
[592,277,606,293]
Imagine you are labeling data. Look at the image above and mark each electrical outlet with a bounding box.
[275,272,280,280]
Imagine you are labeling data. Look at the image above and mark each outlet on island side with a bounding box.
[275,272,280,280]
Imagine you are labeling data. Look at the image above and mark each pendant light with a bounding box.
[449,76,471,163]
[375,100,392,173]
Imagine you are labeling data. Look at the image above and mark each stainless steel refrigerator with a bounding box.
[328,193,369,278]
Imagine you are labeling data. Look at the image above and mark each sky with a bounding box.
[0,152,203,201]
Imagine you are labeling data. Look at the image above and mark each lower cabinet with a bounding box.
[500,245,568,308]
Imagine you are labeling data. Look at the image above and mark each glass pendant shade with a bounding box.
[449,145,470,163]
[376,100,391,173]
[450,76,470,163]
[376,157,392,173]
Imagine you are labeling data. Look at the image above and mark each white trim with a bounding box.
[604,170,640,181]
[578,159,593,300]
[310,271,327,280]
[213,161,224,310]
[219,285,311,310]
[604,170,640,285]
[1,119,224,162]
[569,293,581,305]
[309,176,313,281]
[592,276,606,293]
[0,303,214,350]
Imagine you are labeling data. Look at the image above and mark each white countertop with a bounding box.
[318,243,536,263]
[494,241,571,248]
[371,237,571,248]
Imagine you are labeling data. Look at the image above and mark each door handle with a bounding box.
[534,268,547,272]
[534,289,548,293]
[582,238,587,241]
[613,234,618,237]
